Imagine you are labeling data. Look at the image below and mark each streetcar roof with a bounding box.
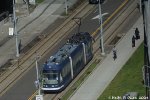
[42,32,92,70]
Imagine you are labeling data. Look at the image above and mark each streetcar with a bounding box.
[41,32,93,93]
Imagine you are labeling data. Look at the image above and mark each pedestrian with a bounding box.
[132,35,136,48]
[112,46,117,60]
[136,3,140,11]
[134,27,140,40]
[18,39,22,53]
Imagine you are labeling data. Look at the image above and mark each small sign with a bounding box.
[36,95,43,100]
[34,80,39,89]
[9,28,14,35]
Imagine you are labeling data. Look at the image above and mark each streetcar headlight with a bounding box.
[43,85,47,87]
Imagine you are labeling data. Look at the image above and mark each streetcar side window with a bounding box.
[61,63,70,78]
[89,0,99,4]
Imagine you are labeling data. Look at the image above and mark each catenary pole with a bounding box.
[98,0,105,55]
[26,0,29,14]
[13,0,19,57]
[65,0,68,15]
[35,54,40,95]
[139,0,142,13]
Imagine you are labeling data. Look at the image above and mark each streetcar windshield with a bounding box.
[42,70,59,84]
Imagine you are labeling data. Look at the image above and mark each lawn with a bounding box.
[98,43,145,100]
[36,0,44,4]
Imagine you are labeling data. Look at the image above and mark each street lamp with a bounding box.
[25,0,30,14]
[35,54,41,95]
[65,0,68,15]
[98,0,105,55]
[139,0,142,13]
[13,0,19,57]
[35,53,43,100]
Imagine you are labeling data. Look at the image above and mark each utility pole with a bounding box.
[65,0,68,15]
[98,0,105,55]
[13,0,19,57]
[35,53,41,95]
[35,53,43,100]
[139,0,142,13]
[26,0,30,14]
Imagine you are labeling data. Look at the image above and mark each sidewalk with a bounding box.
[69,16,144,100]
[0,0,79,68]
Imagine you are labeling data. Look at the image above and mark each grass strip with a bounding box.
[98,43,144,100]
[36,0,45,4]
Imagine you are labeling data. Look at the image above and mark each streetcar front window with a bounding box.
[42,70,59,84]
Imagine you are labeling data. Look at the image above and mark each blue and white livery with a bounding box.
[41,32,93,93]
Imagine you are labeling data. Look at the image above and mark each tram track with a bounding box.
[0,1,94,96]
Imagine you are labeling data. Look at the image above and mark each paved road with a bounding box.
[0,0,129,100]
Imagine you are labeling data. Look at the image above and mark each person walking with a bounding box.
[134,27,140,40]
[18,39,22,53]
[112,46,117,60]
[132,35,136,48]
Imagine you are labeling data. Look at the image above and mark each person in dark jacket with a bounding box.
[134,28,140,40]
[112,46,117,60]
[132,35,136,47]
